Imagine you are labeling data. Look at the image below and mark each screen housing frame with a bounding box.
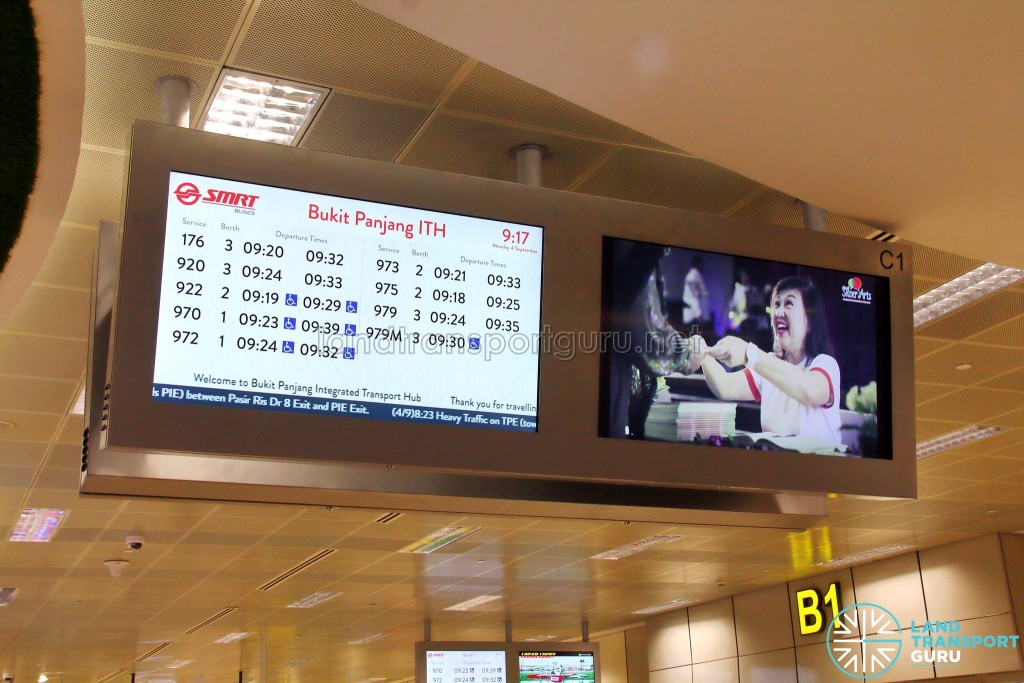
[85,121,916,504]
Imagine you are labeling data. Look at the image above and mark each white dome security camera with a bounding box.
[126,535,144,552]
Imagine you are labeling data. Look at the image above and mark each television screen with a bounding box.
[425,649,507,683]
[518,652,596,683]
[599,237,892,458]
[152,170,543,431]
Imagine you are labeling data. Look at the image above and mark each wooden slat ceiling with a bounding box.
[0,1,1021,681]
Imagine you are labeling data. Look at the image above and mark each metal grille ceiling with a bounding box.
[0,1,1020,681]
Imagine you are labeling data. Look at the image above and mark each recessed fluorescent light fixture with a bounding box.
[523,635,557,642]
[9,508,66,542]
[198,69,328,146]
[591,535,681,560]
[815,544,912,568]
[399,526,481,554]
[214,632,251,644]
[444,594,502,611]
[287,591,340,608]
[916,425,1002,459]
[632,598,695,616]
[284,659,313,668]
[166,660,192,669]
[913,263,1023,328]
[347,632,387,645]
[0,588,17,606]
[70,384,86,415]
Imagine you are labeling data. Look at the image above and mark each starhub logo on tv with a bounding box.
[841,276,872,304]
[826,602,1021,678]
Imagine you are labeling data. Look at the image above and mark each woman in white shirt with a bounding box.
[691,275,841,445]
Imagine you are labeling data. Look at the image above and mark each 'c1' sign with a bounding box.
[795,582,842,635]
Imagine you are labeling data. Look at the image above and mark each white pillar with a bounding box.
[155,75,194,127]
[514,144,547,187]
[799,200,828,233]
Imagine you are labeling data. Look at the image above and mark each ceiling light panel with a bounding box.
[0,588,17,606]
[815,544,913,568]
[632,598,694,615]
[287,591,340,608]
[916,425,1002,459]
[347,632,386,645]
[9,508,66,542]
[198,69,328,145]
[591,535,681,560]
[913,263,1023,328]
[399,526,481,553]
[213,632,251,644]
[444,594,502,611]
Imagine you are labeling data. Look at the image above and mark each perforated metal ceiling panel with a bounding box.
[445,63,631,142]
[574,146,763,214]
[300,92,429,161]
[401,113,614,189]
[83,0,247,61]
[232,0,468,104]
[82,43,217,149]
[916,287,1024,341]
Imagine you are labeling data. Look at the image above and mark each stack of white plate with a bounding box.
[675,402,737,442]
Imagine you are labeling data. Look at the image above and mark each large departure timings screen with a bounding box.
[151,171,543,431]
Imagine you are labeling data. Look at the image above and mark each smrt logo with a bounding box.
[841,276,872,304]
[173,182,201,206]
[173,182,259,210]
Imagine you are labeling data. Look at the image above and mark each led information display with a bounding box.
[426,650,507,683]
[152,171,543,431]
[518,652,596,683]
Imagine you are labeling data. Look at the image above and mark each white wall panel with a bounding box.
[691,658,738,683]
[853,552,927,633]
[689,598,737,664]
[869,628,934,683]
[649,608,692,670]
[933,613,1023,678]
[596,630,628,683]
[795,642,863,683]
[920,535,1011,621]
[650,665,691,683]
[734,584,794,656]
[738,649,797,683]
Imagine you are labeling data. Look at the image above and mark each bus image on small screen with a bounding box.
[518,652,595,683]
[599,237,892,458]
[152,171,543,431]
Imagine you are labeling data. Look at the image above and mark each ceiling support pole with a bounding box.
[155,75,194,128]
[514,144,547,187]
[505,620,513,642]
[799,200,828,233]
[424,618,432,642]
[581,621,589,642]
